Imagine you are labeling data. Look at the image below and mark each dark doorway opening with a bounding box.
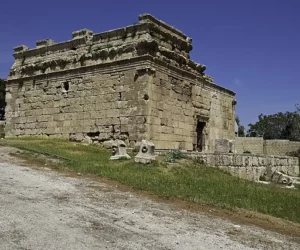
[63,81,70,92]
[196,121,206,151]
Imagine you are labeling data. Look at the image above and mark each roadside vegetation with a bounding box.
[1,137,300,224]
[0,124,4,138]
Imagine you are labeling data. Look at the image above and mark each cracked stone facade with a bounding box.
[5,14,236,151]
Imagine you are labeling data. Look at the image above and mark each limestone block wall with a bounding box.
[235,137,300,156]
[186,152,299,181]
[147,65,235,151]
[264,140,300,156]
[205,88,235,152]
[5,60,150,145]
[235,137,264,154]
[147,68,195,150]
[5,14,236,150]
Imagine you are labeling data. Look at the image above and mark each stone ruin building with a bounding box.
[5,14,236,151]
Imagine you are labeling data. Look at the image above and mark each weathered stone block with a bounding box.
[36,39,56,48]
[72,29,93,39]
[110,140,131,160]
[271,171,293,186]
[14,45,29,53]
[220,155,233,166]
[135,140,156,164]
[215,139,230,153]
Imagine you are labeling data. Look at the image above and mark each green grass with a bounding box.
[0,124,4,138]
[2,137,300,224]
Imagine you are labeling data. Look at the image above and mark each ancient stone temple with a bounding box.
[5,14,236,151]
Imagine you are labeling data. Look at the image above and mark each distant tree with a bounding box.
[238,125,245,137]
[235,115,245,137]
[247,107,300,141]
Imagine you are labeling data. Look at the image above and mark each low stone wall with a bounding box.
[235,137,300,156]
[264,140,300,156]
[185,152,299,181]
[235,137,264,154]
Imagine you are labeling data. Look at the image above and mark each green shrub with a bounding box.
[165,149,185,162]
[0,124,4,138]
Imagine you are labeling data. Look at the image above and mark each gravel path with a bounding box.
[0,147,299,250]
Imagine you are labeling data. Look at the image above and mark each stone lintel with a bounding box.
[72,29,93,39]
[36,39,56,48]
[13,45,29,53]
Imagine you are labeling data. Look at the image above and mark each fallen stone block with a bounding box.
[135,140,156,164]
[215,139,230,153]
[110,140,131,160]
[271,171,293,185]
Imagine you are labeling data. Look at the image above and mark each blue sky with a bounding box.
[0,0,299,129]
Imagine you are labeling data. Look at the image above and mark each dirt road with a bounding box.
[0,147,299,250]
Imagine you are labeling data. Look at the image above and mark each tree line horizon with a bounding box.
[237,105,300,141]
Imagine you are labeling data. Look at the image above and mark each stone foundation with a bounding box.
[185,152,299,181]
[235,137,300,156]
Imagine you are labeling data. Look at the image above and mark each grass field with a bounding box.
[1,137,300,224]
[0,124,4,138]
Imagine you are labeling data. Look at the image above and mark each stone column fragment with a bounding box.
[110,140,131,160]
[271,171,293,185]
[135,140,156,164]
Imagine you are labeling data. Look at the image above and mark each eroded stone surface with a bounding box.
[271,171,294,185]
[135,140,156,164]
[5,14,236,151]
[215,139,235,153]
[186,152,299,181]
[235,138,300,156]
[215,139,230,153]
[110,140,131,160]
